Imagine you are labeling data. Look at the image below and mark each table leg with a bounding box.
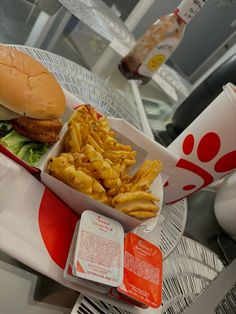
[24,6,72,51]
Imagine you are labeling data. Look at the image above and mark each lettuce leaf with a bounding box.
[1,130,30,155]
[17,142,49,166]
[1,130,49,166]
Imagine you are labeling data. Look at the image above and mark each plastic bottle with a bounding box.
[118,0,208,84]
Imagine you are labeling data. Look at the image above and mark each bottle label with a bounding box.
[138,37,179,78]
[176,0,207,24]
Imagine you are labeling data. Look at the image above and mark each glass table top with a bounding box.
[0,1,220,314]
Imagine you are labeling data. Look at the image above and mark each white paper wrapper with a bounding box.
[0,153,78,288]
[0,153,161,313]
[164,83,236,204]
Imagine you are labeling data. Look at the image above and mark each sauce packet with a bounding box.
[117,233,162,308]
[63,220,110,293]
[73,210,124,287]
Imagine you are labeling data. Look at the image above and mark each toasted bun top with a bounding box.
[0,45,66,119]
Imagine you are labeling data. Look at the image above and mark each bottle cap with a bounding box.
[176,0,207,24]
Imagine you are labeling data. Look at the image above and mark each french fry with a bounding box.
[126,160,163,192]
[115,200,158,213]
[128,211,157,219]
[86,134,104,153]
[64,124,82,152]
[48,158,92,194]
[83,144,121,190]
[113,191,159,204]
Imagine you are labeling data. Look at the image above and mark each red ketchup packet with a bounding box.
[117,233,162,308]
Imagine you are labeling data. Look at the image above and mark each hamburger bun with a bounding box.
[0,45,66,119]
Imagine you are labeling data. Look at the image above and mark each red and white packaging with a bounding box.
[73,211,124,287]
[0,154,161,313]
[0,153,79,288]
[117,233,162,309]
[164,83,236,204]
[64,220,110,293]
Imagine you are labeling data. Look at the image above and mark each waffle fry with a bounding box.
[115,200,158,213]
[48,155,108,204]
[48,105,163,219]
[128,211,157,219]
[120,160,163,193]
[113,191,159,204]
[83,144,121,191]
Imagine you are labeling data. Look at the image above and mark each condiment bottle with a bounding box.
[118,0,208,84]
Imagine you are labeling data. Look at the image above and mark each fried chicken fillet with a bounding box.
[11,116,63,143]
